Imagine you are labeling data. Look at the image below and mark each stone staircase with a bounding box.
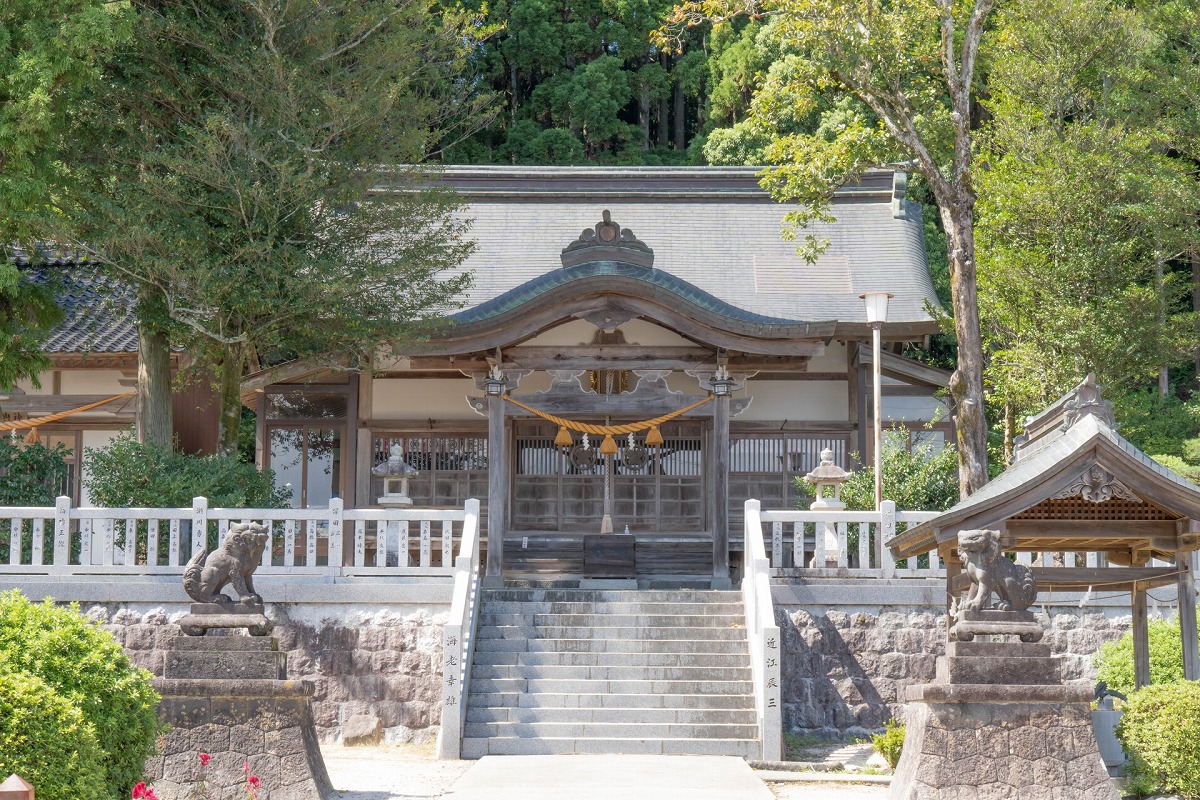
[462,588,760,758]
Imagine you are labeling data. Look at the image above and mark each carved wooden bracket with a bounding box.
[1052,465,1138,504]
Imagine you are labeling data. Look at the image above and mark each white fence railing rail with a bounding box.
[437,498,482,760]
[742,499,782,761]
[0,496,472,577]
[758,501,943,577]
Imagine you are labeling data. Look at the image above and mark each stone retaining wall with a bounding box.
[86,603,446,745]
[777,606,1131,739]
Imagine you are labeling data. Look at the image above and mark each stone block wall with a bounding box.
[87,603,446,744]
[777,607,1131,740]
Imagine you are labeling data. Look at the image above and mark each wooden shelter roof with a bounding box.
[889,377,1200,565]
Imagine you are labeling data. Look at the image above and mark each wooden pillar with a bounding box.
[485,393,507,584]
[1132,582,1151,689]
[341,374,360,566]
[711,392,731,589]
[1178,550,1199,681]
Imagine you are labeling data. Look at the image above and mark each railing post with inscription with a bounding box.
[191,496,208,557]
[879,500,896,577]
[53,495,71,566]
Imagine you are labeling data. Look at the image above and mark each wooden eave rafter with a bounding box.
[239,359,342,405]
[855,347,951,388]
[48,352,141,369]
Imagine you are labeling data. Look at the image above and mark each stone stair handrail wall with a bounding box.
[743,499,782,761]
[0,496,470,576]
[436,498,482,760]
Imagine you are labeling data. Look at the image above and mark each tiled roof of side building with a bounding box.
[21,267,138,354]
[427,166,939,330]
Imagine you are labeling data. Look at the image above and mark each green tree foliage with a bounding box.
[0,1,122,389]
[659,0,997,498]
[449,0,711,162]
[84,432,290,508]
[1093,615,1190,697]
[977,0,1200,423]
[70,0,490,455]
[871,718,906,770]
[0,589,161,799]
[0,666,109,800]
[1117,681,1200,799]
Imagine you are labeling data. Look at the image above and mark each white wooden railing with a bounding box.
[758,500,943,577]
[0,496,474,577]
[743,499,782,761]
[437,498,482,760]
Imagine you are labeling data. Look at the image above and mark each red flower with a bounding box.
[199,752,211,767]
[248,776,261,788]
[131,783,159,800]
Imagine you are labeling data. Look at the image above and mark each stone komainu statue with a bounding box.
[183,522,269,605]
[957,528,1038,613]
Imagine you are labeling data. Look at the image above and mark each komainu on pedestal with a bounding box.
[145,523,334,800]
[889,529,1118,800]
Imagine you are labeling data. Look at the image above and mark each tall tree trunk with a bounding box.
[135,290,172,446]
[1193,249,1200,384]
[673,78,685,150]
[638,83,650,151]
[942,203,990,497]
[657,54,669,147]
[216,342,244,458]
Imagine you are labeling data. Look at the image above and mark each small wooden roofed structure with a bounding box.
[888,374,1200,686]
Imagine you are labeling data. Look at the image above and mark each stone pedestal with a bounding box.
[890,642,1118,800]
[147,636,333,800]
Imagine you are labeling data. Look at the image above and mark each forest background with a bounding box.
[2,0,1200,489]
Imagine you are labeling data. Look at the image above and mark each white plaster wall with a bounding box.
[372,378,483,420]
[883,395,949,424]
[80,429,121,507]
[807,341,846,372]
[738,380,848,422]
[14,369,128,395]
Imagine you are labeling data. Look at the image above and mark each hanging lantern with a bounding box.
[599,434,619,455]
[554,426,573,447]
[23,427,40,446]
[645,425,664,447]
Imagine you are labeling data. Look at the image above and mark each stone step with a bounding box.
[468,692,755,710]
[478,625,748,641]
[482,601,745,615]
[463,721,760,740]
[480,613,745,629]
[474,637,747,655]
[460,736,761,758]
[471,664,752,681]
[475,650,750,668]
[469,677,754,695]
[466,705,757,725]
[483,590,739,603]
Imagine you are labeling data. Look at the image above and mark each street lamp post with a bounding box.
[861,292,892,510]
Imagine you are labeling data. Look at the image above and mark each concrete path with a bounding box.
[440,754,776,800]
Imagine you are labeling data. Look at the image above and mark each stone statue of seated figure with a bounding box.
[950,528,1043,643]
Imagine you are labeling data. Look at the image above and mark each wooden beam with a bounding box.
[499,346,818,372]
[1006,520,1181,538]
[0,394,136,414]
[1179,550,1199,681]
[1133,584,1151,689]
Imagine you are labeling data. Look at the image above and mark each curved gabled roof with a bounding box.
[890,411,1200,561]
[429,166,939,338]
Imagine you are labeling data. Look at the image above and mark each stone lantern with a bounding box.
[803,448,853,510]
[804,448,853,568]
[372,444,418,507]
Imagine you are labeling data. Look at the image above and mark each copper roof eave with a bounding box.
[889,430,1200,560]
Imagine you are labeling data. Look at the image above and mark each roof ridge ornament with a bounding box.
[1062,373,1117,431]
[561,210,654,269]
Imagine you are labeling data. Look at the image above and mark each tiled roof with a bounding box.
[431,166,938,330]
[23,268,138,354]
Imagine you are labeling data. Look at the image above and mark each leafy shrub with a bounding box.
[801,429,959,512]
[1147,453,1200,484]
[1112,388,1200,461]
[0,665,109,800]
[1122,754,1164,799]
[0,590,162,798]
[1117,681,1200,799]
[871,718,906,770]
[0,438,69,504]
[84,431,290,508]
[1093,615,1188,696]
